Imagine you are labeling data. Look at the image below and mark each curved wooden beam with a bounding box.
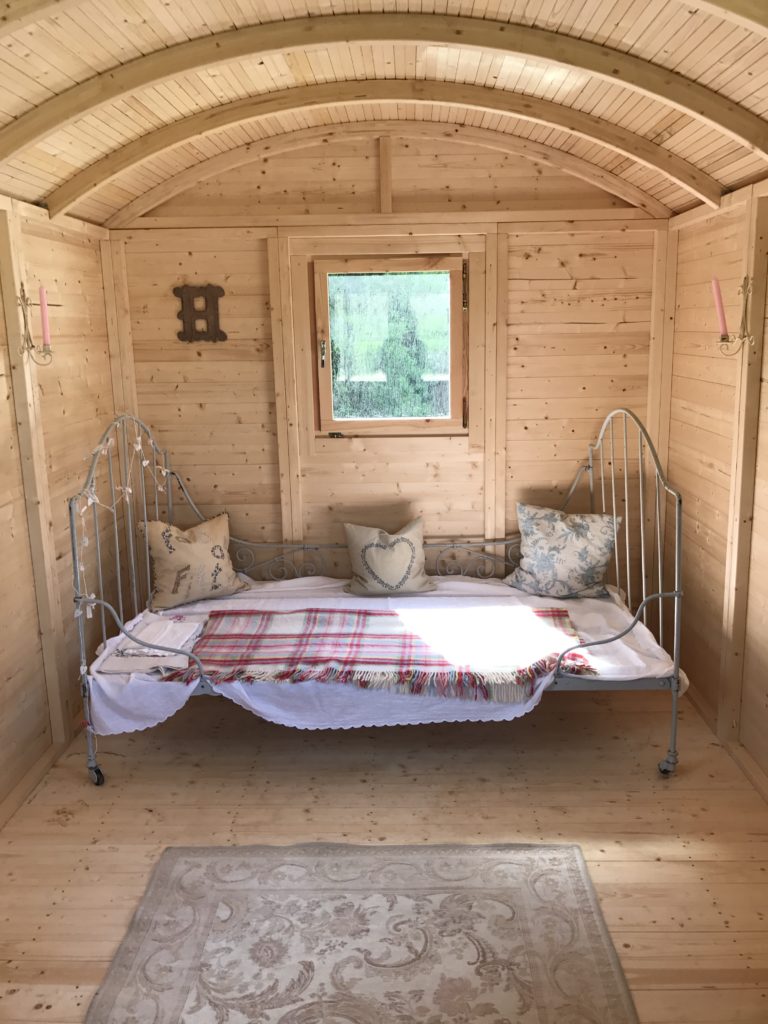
[691,1,768,35]
[1,12,765,169]
[2,2,765,45]
[106,121,671,226]
[46,80,720,218]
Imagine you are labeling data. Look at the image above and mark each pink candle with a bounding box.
[711,277,729,337]
[39,284,51,350]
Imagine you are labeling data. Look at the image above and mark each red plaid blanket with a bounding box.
[170,605,592,703]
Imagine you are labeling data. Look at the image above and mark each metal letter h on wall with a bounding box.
[173,283,227,342]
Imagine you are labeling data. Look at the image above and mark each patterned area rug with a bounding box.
[86,844,638,1023]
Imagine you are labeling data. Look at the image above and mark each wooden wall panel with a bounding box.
[391,137,628,214]
[667,205,748,726]
[146,137,628,221]
[738,298,768,774]
[505,230,655,529]
[117,142,660,580]
[285,235,491,566]
[301,438,487,547]
[150,140,381,219]
[0,283,51,803]
[18,214,116,722]
[123,229,282,542]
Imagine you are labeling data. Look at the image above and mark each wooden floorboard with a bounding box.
[0,691,766,1023]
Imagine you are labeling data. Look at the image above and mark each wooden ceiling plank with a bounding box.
[104,120,670,226]
[0,0,76,39]
[690,2,768,37]
[0,13,765,167]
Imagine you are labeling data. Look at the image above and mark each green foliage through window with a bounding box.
[327,271,451,420]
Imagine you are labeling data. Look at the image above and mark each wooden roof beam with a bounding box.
[2,2,767,43]
[45,79,720,219]
[106,121,671,226]
[0,13,764,168]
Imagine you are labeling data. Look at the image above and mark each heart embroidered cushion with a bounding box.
[344,518,436,596]
[146,513,248,610]
[504,502,620,599]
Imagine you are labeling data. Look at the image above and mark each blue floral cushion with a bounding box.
[504,502,620,599]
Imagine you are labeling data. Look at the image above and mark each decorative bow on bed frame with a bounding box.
[69,408,682,786]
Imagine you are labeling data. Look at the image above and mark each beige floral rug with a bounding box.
[86,844,638,1023]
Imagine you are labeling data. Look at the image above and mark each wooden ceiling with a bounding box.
[0,0,766,224]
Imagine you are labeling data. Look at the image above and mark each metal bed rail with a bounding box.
[69,408,682,785]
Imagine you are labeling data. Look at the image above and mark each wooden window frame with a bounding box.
[312,255,467,436]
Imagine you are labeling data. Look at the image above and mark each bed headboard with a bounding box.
[69,408,681,664]
[575,408,682,655]
[68,413,521,640]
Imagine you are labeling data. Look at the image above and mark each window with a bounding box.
[313,256,466,434]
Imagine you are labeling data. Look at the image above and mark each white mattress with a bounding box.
[88,576,678,736]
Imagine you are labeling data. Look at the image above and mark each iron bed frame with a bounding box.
[69,407,683,786]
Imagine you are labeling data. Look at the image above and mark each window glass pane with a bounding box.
[327,271,451,421]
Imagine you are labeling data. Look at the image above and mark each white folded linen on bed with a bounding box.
[88,576,678,735]
[97,613,207,672]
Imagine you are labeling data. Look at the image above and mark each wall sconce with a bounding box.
[18,281,55,365]
[711,275,753,356]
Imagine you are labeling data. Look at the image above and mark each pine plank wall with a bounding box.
[0,203,114,811]
[111,140,655,588]
[0,250,51,800]
[739,223,768,780]
[3,136,768,812]
[18,214,116,722]
[668,206,748,727]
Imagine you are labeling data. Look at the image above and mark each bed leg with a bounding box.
[81,673,105,786]
[657,679,680,777]
[86,726,104,786]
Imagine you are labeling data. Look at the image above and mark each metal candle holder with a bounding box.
[719,275,754,356]
[18,281,54,365]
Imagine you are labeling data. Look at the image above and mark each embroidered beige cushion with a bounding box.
[146,514,248,610]
[344,517,436,596]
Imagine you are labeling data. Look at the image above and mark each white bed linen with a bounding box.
[89,576,677,735]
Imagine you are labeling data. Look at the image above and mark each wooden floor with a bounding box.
[0,692,767,1023]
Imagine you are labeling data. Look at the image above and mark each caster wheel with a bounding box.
[89,767,105,786]
[657,759,676,777]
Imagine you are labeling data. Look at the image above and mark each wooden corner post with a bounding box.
[647,226,676,473]
[0,203,69,744]
[717,191,768,742]
[268,236,303,543]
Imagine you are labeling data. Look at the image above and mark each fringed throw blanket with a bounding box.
[172,605,592,703]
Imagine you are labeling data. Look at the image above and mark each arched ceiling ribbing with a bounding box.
[45,79,721,217]
[2,14,766,160]
[0,1,767,223]
[1,1,767,41]
[106,121,672,227]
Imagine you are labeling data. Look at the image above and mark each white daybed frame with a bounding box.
[69,408,683,786]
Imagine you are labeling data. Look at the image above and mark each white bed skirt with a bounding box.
[89,576,677,735]
[89,672,553,734]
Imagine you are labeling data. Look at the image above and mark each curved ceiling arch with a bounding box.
[46,79,722,219]
[107,120,671,227]
[2,12,767,173]
[1,1,766,42]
